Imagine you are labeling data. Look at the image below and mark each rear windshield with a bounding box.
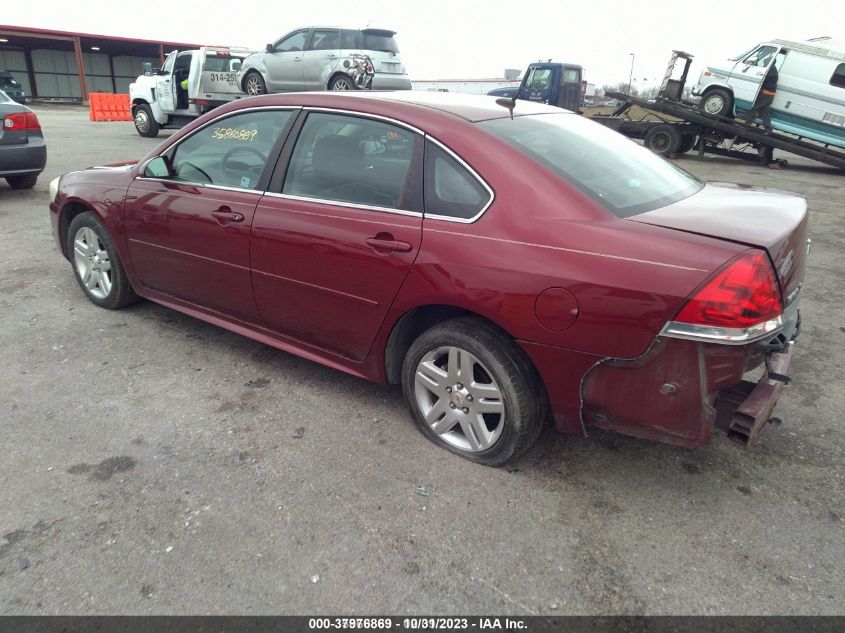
[478,113,703,217]
[341,29,400,53]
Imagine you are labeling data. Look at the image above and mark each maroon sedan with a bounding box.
[49,92,807,465]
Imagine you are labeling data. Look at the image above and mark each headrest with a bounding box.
[312,135,360,185]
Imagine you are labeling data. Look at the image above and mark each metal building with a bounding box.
[0,25,202,100]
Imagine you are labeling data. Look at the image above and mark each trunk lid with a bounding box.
[630,182,808,306]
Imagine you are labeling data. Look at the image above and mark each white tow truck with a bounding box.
[129,46,254,137]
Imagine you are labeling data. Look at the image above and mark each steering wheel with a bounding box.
[221,145,266,181]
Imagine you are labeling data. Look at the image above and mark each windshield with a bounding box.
[0,76,19,88]
[478,113,703,218]
[729,44,758,61]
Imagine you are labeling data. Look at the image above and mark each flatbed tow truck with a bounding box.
[590,51,845,170]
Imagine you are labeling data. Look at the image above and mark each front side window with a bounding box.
[744,45,777,67]
[831,63,845,89]
[425,141,490,220]
[310,30,339,51]
[479,113,702,218]
[166,110,294,190]
[282,112,421,211]
[161,52,176,74]
[526,68,552,90]
[276,31,308,53]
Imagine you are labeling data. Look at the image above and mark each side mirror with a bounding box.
[265,43,274,53]
[746,57,758,66]
[144,156,173,178]
[142,62,153,76]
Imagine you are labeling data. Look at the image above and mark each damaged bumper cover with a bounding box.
[581,307,799,448]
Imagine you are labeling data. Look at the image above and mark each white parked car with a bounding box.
[238,27,411,94]
[692,37,845,148]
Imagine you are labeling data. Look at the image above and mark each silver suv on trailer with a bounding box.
[238,27,411,94]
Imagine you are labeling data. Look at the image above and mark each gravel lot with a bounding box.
[1,106,843,615]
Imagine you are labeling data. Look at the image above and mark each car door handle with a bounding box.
[327,54,338,59]
[366,236,413,252]
[212,208,245,224]
[292,57,302,61]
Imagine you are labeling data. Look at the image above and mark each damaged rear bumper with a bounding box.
[714,345,792,445]
[580,324,797,448]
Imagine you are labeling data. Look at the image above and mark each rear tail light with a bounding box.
[662,250,784,344]
[3,112,40,131]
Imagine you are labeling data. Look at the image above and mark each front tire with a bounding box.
[700,88,733,118]
[133,103,160,138]
[402,317,546,466]
[244,72,267,96]
[67,212,139,310]
[6,174,38,189]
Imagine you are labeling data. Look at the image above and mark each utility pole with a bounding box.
[627,53,635,95]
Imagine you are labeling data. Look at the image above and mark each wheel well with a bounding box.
[384,305,528,384]
[242,70,262,92]
[327,71,351,89]
[58,202,92,259]
[702,85,733,99]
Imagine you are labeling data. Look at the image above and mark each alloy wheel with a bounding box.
[73,227,112,300]
[414,346,505,452]
[332,78,352,91]
[246,76,265,95]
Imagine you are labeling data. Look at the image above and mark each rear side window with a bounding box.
[282,112,421,211]
[341,29,359,49]
[310,29,339,51]
[167,110,294,190]
[832,63,845,88]
[202,56,243,72]
[424,141,491,220]
[479,113,702,218]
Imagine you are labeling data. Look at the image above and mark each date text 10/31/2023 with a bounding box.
[308,617,528,630]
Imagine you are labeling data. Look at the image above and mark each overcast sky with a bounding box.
[4,0,843,86]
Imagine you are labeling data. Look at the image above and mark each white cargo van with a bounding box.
[129,47,254,137]
[692,37,845,148]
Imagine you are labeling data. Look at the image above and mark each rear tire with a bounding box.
[700,88,733,118]
[678,134,698,154]
[401,317,546,466]
[244,72,267,96]
[133,104,160,138]
[644,124,682,157]
[329,74,357,91]
[67,212,139,310]
[6,174,38,189]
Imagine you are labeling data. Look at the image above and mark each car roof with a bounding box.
[242,91,567,123]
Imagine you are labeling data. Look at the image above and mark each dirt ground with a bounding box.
[0,105,842,615]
